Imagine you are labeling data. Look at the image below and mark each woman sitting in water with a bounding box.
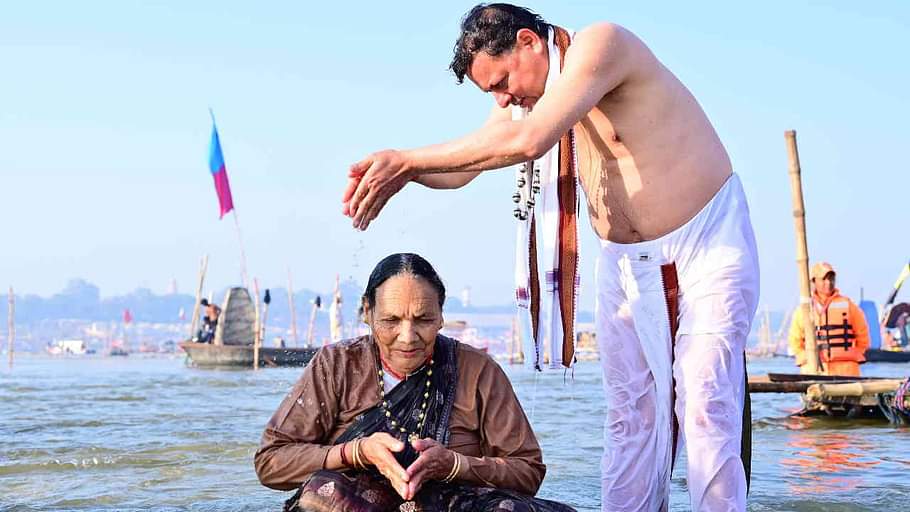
[255,253,574,512]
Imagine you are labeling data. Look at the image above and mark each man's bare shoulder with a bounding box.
[565,22,656,83]
[571,22,643,53]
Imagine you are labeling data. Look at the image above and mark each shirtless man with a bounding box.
[342,4,758,511]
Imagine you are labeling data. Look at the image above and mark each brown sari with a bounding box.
[283,336,575,512]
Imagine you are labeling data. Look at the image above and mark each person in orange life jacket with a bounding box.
[788,262,871,376]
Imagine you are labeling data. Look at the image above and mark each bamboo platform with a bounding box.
[748,373,910,423]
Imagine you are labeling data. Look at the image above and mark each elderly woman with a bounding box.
[255,253,574,512]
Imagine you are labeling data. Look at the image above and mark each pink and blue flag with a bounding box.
[208,118,235,218]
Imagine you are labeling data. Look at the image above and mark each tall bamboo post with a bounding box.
[507,314,519,364]
[189,254,209,340]
[329,275,343,343]
[305,296,321,348]
[287,268,299,347]
[261,289,271,348]
[757,306,771,355]
[785,130,819,374]
[774,309,793,355]
[7,287,14,368]
[252,279,261,370]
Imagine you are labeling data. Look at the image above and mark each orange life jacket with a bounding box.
[812,295,865,363]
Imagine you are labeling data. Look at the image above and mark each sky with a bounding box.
[1,1,908,312]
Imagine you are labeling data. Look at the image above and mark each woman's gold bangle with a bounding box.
[355,440,360,469]
[353,438,366,470]
[442,451,461,483]
[351,439,360,470]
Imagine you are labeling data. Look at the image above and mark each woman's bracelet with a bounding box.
[442,451,461,483]
[351,439,360,470]
[339,442,351,468]
[352,438,366,470]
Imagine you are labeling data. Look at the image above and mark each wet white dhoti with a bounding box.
[595,174,759,511]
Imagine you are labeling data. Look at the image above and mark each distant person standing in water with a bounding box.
[789,262,870,377]
[341,4,758,510]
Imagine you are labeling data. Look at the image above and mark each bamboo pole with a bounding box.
[329,275,343,343]
[7,287,14,368]
[188,254,209,340]
[806,379,905,400]
[773,309,793,355]
[785,130,820,374]
[748,379,814,394]
[305,296,321,348]
[261,289,271,348]
[287,268,299,347]
[231,211,250,290]
[758,306,771,354]
[510,314,524,364]
[252,279,261,370]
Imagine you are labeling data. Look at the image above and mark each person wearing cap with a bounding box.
[788,262,871,376]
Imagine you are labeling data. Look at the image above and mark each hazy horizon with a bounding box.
[2,1,908,312]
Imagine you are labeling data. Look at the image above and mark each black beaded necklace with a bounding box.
[375,360,434,443]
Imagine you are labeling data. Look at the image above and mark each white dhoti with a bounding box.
[595,174,759,512]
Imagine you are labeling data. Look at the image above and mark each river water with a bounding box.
[2,355,909,511]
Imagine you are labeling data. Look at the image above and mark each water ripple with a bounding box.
[2,356,909,511]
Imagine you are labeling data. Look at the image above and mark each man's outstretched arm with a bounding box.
[343,23,638,230]
[410,104,514,190]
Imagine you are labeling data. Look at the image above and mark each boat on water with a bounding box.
[864,348,910,363]
[181,287,317,368]
[47,339,94,356]
[862,263,910,362]
[749,372,910,424]
[179,341,316,367]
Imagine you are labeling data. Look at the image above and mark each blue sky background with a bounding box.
[1,1,907,312]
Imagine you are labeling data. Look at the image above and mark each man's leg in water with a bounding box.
[675,330,747,511]
[596,256,669,512]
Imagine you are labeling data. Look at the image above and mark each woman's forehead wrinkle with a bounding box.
[374,279,439,317]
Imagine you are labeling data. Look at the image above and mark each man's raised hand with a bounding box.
[342,149,413,231]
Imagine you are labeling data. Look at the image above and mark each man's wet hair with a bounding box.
[449,3,550,84]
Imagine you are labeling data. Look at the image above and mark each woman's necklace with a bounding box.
[376,360,433,443]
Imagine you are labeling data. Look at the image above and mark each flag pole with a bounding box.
[231,210,250,290]
[252,278,261,370]
[189,254,209,340]
[209,108,249,290]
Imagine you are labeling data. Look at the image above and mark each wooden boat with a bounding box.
[749,372,910,423]
[179,341,316,368]
[182,287,317,368]
[864,348,910,363]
